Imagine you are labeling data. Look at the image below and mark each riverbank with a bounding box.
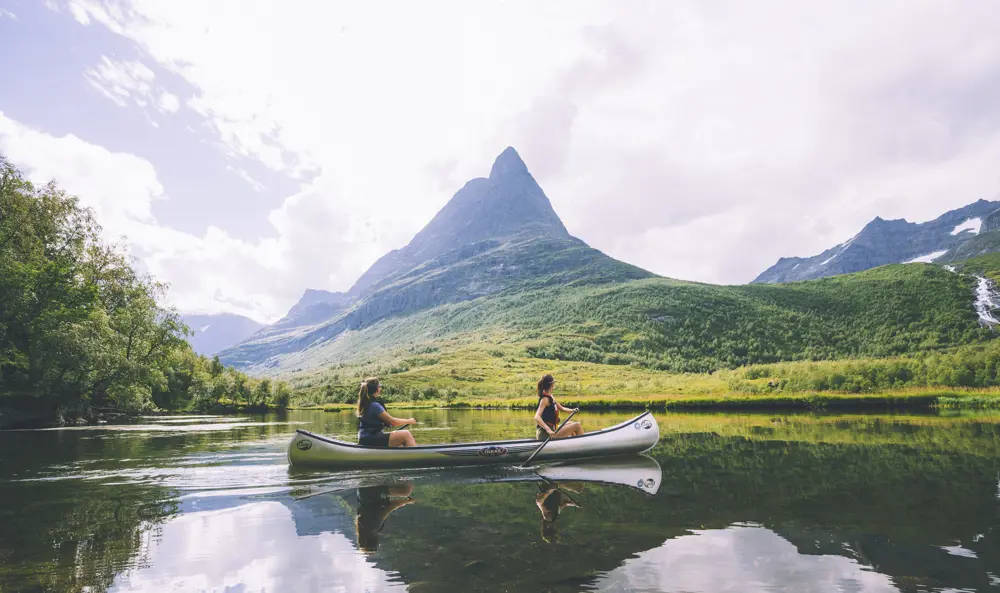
[294,388,1000,413]
[0,400,289,430]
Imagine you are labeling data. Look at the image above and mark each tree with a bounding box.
[253,379,272,408]
[0,155,295,425]
[273,382,291,410]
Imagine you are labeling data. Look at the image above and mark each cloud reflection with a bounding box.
[108,502,404,592]
[592,525,899,593]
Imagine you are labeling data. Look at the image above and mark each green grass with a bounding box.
[270,252,1000,414]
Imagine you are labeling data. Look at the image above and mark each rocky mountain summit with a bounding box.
[219,147,652,369]
[755,199,1000,283]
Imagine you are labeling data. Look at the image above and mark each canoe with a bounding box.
[287,411,660,470]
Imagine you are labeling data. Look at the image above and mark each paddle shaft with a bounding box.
[521,410,577,468]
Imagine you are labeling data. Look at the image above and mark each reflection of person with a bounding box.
[533,374,583,441]
[355,482,415,552]
[535,482,583,543]
[357,377,417,447]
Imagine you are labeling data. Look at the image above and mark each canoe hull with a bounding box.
[287,411,660,470]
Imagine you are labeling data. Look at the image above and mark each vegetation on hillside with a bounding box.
[946,252,1000,282]
[267,260,989,381]
[271,256,998,409]
[0,156,291,426]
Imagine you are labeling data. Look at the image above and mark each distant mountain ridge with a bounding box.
[181,313,263,356]
[219,147,653,369]
[754,199,1000,283]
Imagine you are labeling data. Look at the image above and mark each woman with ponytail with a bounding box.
[357,377,417,447]
[533,374,583,441]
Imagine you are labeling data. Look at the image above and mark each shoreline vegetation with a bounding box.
[0,155,293,429]
[293,388,1000,413]
[286,336,1000,413]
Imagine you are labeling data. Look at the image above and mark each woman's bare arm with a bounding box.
[554,399,578,413]
[378,410,416,427]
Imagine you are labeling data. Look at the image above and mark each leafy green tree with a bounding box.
[0,155,298,425]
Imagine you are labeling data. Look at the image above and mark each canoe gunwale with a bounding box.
[294,410,654,452]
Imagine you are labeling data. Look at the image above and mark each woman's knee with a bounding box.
[389,430,414,447]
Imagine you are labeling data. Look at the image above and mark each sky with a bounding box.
[2,1,1000,323]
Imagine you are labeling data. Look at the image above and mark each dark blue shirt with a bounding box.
[358,401,387,439]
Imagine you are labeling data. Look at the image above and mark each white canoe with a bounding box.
[287,411,660,470]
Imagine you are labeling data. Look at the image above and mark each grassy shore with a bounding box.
[293,388,1000,412]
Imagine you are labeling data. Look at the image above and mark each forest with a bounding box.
[0,156,291,427]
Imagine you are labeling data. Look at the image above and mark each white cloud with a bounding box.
[84,56,156,108]
[0,112,408,323]
[0,8,18,21]
[0,111,162,226]
[225,164,265,192]
[158,91,180,113]
[68,1,90,23]
[48,0,1000,299]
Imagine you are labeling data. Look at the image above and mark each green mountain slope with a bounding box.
[265,262,990,384]
[219,148,998,393]
[218,148,652,369]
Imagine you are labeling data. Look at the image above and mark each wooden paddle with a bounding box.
[521,410,577,468]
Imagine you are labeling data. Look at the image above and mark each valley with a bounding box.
[199,149,1000,410]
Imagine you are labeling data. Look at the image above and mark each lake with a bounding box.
[1,409,998,592]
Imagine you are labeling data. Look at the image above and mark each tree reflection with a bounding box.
[0,481,177,593]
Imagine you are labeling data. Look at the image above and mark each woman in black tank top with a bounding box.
[533,374,584,441]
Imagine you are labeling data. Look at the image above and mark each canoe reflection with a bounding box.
[288,455,661,552]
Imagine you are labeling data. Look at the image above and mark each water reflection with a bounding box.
[2,410,1000,592]
[289,454,662,554]
[593,525,900,593]
[536,481,582,543]
[355,481,416,552]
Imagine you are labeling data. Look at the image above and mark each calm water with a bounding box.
[1,409,999,592]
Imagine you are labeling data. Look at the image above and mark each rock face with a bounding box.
[937,209,1000,263]
[754,199,1000,283]
[982,209,1000,233]
[219,147,653,369]
[181,313,264,356]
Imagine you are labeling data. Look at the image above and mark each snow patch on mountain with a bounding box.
[951,218,982,235]
[904,250,948,264]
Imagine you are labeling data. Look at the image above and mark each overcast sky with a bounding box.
[2,1,1000,323]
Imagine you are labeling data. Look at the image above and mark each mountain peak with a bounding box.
[490,146,529,179]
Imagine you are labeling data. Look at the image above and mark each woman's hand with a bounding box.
[408,418,417,425]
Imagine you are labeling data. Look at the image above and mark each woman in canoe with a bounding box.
[534,373,583,440]
[357,377,417,447]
